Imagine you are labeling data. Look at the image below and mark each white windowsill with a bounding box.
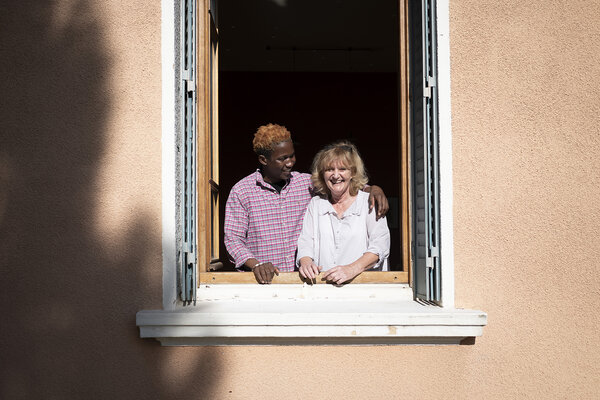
[137,284,487,345]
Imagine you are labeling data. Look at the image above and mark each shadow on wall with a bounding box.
[0,2,221,398]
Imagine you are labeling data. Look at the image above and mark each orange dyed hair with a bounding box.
[252,123,292,157]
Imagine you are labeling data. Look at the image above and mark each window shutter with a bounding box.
[411,0,440,302]
[180,0,197,303]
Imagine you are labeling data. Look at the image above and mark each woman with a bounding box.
[297,141,390,284]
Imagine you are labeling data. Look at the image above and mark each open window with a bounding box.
[137,0,486,345]
[180,0,440,301]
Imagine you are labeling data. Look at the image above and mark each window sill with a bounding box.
[137,284,487,345]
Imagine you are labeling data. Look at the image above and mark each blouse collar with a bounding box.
[318,191,365,217]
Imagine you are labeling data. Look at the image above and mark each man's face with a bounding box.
[259,140,296,183]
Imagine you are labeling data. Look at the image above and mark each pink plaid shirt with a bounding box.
[224,170,313,272]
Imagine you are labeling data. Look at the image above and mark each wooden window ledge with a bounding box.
[199,271,408,284]
[137,284,487,345]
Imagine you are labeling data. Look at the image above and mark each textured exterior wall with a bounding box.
[449,0,600,397]
[0,1,165,398]
[1,1,599,399]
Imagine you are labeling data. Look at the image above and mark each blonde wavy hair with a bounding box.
[311,141,369,197]
[252,123,292,157]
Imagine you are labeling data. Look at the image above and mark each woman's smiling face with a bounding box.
[323,159,353,198]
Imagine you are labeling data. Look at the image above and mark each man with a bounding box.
[224,123,388,284]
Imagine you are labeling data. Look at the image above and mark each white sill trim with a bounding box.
[137,284,487,345]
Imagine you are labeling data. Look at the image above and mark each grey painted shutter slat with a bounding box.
[181,0,197,303]
[411,0,441,302]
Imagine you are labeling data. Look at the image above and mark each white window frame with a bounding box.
[136,0,486,345]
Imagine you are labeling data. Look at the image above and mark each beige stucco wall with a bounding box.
[2,0,599,399]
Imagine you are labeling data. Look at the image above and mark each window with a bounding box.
[179,0,441,295]
[136,0,486,344]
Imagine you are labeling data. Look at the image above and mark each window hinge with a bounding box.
[183,69,195,93]
[185,79,195,93]
[182,241,196,266]
[184,244,196,261]
[424,76,436,98]
[185,251,196,265]
[426,247,439,269]
[181,248,196,302]
[426,257,433,269]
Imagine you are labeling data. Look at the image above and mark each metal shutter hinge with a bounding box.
[183,69,195,93]
[426,247,439,269]
[424,76,436,98]
[185,79,195,93]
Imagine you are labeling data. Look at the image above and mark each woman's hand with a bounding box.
[321,253,379,284]
[321,264,363,285]
[299,257,322,281]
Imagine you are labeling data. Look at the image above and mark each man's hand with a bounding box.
[253,262,279,284]
[366,185,389,220]
[245,259,279,284]
[321,264,362,285]
[298,257,322,283]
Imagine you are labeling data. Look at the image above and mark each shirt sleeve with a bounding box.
[365,200,391,268]
[224,189,254,269]
[296,198,316,266]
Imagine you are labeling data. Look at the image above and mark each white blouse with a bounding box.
[296,190,390,271]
